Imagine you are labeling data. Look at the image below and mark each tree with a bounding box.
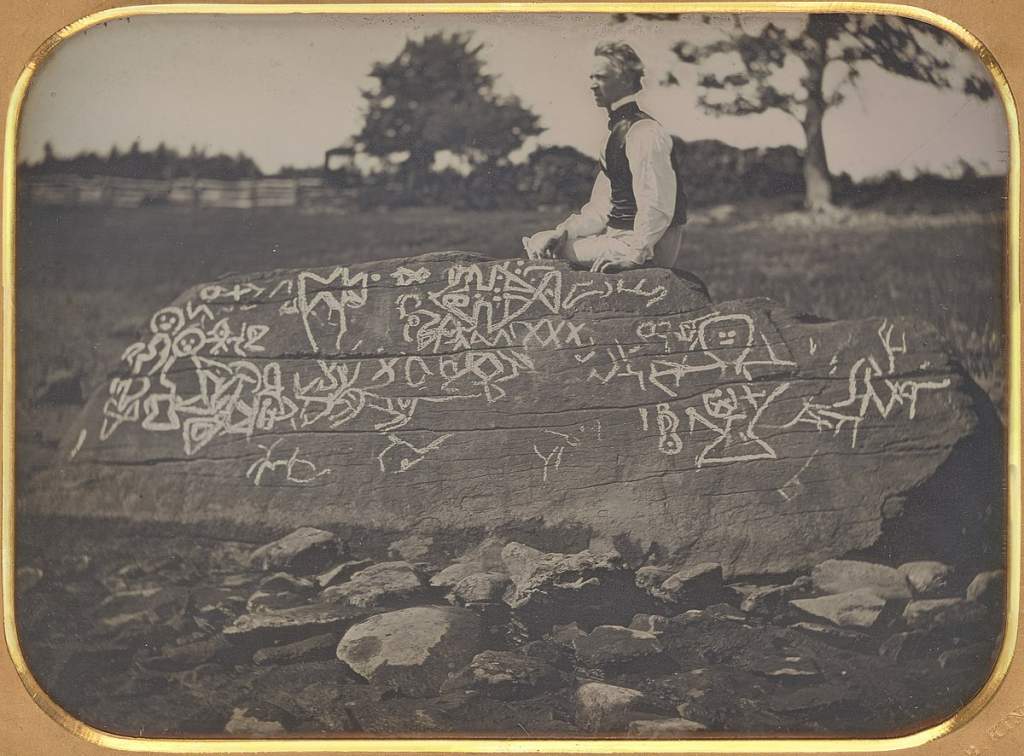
[636,13,995,210]
[356,32,543,195]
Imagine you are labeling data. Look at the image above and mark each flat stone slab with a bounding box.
[30,252,984,576]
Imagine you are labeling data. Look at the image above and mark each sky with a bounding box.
[17,12,1011,180]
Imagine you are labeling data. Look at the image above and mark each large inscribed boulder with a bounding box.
[28,252,991,575]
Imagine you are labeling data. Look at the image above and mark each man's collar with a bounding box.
[609,93,640,113]
[607,93,642,130]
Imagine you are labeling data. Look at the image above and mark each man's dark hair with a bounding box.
[594,41,645,91]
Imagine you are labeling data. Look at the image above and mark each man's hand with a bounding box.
[589,247,641,274]
[522,229,567,261]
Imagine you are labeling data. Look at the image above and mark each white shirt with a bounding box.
[556,94,677,265]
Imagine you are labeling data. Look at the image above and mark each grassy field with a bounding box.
[14,193,1007,473]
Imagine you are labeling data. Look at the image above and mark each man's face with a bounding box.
[590,56,635,109]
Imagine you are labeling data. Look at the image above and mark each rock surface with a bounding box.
[967,570,1005,607]
[898,561,953,596]
[335,606,482,696]
[501,545,649,635]
[37,253,989,576]
[655,562,723,604]
[430,538,508,588]
[573,625,665,669]
[811,560,911,600]
[441,650,565,700]
[575,682,670,733]
[248,528,340,576]
[627,718,708,737]
[903,599,988,632]
[449,572,511,605]
[320,561,425,609]
[790,589,888,629]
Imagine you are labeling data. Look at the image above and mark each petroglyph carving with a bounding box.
[644,313,797,398]
[587,340,647,390]
[685,383,791,468]
[655,403,684,456]
[532,421,602,482]
[199,281,267,303]
[296,266,369,353]
[377,432,453,474]
[391,266,431,286]
[86,259,956,495]
[246,439,331,486]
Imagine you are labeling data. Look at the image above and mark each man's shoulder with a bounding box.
[625,117,673,152]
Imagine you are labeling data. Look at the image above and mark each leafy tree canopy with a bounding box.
[356,32,543,188]
[622,13,996,208]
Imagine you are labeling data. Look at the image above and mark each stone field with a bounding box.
[15,520,1004,737]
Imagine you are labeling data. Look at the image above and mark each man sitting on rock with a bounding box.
[523,41,686,272]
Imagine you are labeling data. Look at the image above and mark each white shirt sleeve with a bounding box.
[622,120,676,263]
[556,171,611,240]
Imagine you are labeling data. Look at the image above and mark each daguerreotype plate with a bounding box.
[1,1,1020,754]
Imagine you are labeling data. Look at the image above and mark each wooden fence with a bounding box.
[19,175,358,210]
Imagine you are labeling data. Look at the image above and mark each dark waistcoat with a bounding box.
[603,101,687,230]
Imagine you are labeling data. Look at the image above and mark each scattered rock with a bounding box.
[225,602,371,648]
[629,614,669,635]
[449,572,511,605]
[16,567,44,594]
[635,566,675,593]
[704,603,749,623]
[246,590,308,613]
[657,563,723,605]
[790,589,888,629]
[441,650,566,700]
[249,527,341,575]
[574,625,665,669]
[811,560,911,600]
[502,545,650,636]
[879,631,948,663]
[748,656,821,682]
[258,573,315,594]
[255,671,380,732]
[966,570,1005,607]
[221,573,255,589]
[315,559,375,590]
[627,717,707,736]
[253,633,340,667]
[336,606,482,697]
[574,682,671,733]
[547,622,588,646]
[741,577,812,616]
[789,622,872,651]
[320,561,426,609]
[522,640,576,672]
[939,643,996,671]
[223,705,290,736]
[429,538,508,589]
[725,583,760,603]
[898,561,953,597]
[501,542,546,589]
[98,587,189,626]
[387,534,434,562]
[139,636,245,672]
[903,599,989,633]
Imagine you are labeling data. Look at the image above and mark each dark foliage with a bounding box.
[355,32,544,193]
[22,141,263,180]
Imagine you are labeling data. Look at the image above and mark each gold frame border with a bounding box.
[1,2,1019,752]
